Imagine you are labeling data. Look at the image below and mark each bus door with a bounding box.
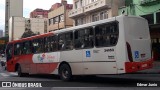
[6,44,14,72]
[21,41,33,73]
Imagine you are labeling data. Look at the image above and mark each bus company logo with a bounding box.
[2,82,11,87]
[37,53,46,62]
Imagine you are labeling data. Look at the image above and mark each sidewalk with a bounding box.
[137,61,160,74]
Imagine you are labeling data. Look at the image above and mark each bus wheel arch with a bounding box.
[58,61,72,81]
[15,63,20,72]
[15,63,25,77]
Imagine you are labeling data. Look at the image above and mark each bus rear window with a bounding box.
[95,22,118,47]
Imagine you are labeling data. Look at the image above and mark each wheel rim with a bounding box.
[62,68,69,79]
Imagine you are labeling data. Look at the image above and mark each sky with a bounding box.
[0,0,73,32]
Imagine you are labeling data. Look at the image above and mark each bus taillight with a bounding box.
[126,42,133,62]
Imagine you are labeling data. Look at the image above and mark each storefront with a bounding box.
[150,24,160,61]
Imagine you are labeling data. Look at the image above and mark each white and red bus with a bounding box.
[6,15,153,81]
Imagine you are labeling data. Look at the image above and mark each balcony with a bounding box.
[140,0,159,6]
[84,0,111,13]
[69,8,84,18]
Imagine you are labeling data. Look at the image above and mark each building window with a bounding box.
[49,19,51,25]
[141,14,154,25]
[59,14,64,22]
[156,12,160,24]
[91,0,97,2]
[80,0,83,7]
[75,2,78,9]
[75,18,86,26]
[100,11,108,20]
[92,13,99,22]
[75,19,78,26]
[55,16,59,23]
[53,18,55,24]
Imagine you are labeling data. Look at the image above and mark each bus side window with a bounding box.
[6,44,13,61]
[51,36,58,51]
[23,41,32,54]
[65,32,73,50]
[57,32,73,51]
[14,43,22,56]
[58,34,65,50]
[44,37,51,52]
[74,30,82,49]
[32,38,44,53]
[95,22,118,47]
[74,27,94,49]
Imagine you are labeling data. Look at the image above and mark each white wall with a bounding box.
[9,17,47,41]
[5,0,23,36]
[9,17,25,41]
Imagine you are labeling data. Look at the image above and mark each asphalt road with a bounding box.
[0,64,160,90]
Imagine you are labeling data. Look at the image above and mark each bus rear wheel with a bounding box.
[59,64,72,81]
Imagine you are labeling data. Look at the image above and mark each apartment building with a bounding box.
[9,17,47,41]
[119,0,160,60]
[5,0,23,36]
[30,8,49,18]
[0,30,3,38]
[48,0,73,32]
[69,0,125,26]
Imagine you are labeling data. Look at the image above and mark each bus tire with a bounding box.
[17,65,24,77]
[59,64,72,81]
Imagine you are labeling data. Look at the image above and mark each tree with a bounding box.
[21,28,38,38]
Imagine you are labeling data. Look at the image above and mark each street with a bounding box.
[0,64,160,90]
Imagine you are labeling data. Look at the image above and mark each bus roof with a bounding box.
[8,15,146,44]
[52,15,146,34]
[8,32,53,44]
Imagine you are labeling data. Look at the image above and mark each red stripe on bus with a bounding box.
[125,59,153,73]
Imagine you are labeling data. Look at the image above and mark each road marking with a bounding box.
[0,73,9,77]
[9,72,18,76]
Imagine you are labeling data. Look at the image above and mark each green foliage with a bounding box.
[21,29,38,38]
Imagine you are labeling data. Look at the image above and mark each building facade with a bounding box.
[30,8,49,18]
[9,17,47,41]
[119,0,160,60]
[0,30,3,38]
[69,0,125,26]
[5,0,23,36]
[48,0,73,32]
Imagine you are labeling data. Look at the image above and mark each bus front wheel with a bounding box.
[59,64,72,81]
[17,65,24,77]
